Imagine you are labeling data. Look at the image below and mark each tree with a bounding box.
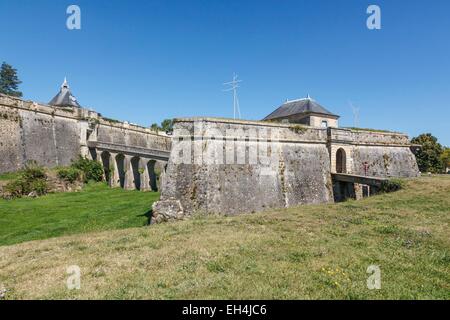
[150,119,173,133]
[160,119,173,132]
[440,147,450,172]
[0,62,22,97]
[411,133,444,173]
[150,123,159,132]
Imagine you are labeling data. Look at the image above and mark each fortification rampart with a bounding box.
[1,93,420,220]
[152,118,420,222]
[0,94,171,175]
[153,118,334,222]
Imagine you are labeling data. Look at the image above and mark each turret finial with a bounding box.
[62,77,69,89]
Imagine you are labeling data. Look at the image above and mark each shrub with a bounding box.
[22,161,46,180]
[57,167,82,183]
[380,179,404,193]
[4,179,27,198]
[71,156,104,183]
[30,179,48,196]
[3,162,48,199]
[289,125,307,134]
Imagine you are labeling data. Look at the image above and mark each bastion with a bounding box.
[152,117,419,222]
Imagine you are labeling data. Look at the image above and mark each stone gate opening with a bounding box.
[336,148,347,174]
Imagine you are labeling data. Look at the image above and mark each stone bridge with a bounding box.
[0,94,172,191]
[87,141,170,191]
[331,173,388,202]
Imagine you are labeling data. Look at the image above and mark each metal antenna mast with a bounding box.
[349,101,360,128]
[223,73,242,119]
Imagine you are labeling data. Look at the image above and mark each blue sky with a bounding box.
[1,0,449,145]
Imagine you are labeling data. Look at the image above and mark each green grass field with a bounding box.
[0,176,448,299]
[0,182,159,246]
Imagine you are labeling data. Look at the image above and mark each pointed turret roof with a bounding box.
[48,78,81,108]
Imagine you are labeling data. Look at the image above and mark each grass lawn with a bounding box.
[0,171,22,181]
[0,176,448,299]
[0,182,159,246]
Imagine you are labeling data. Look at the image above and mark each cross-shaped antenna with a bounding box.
[223,73,242,119]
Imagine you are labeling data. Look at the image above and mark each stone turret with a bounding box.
[48,77,81,108]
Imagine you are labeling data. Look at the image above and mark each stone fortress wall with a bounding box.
[156,118,334,219]
[0,94,172,191]
[0,94,85,173]
[0,93,420,222]
[152,118,419,222]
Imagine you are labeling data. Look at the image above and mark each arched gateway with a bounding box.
[336,148,347,174]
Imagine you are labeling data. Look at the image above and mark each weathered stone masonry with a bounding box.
[152,118,419,222]
[0,94,171,191]
[328,128,419,177]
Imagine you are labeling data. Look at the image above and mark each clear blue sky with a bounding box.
[1,0,449,145]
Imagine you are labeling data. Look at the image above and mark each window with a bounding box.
[321,120,328,128]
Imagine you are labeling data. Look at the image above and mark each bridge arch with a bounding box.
[336,148,347,174]
[115,154,126,188]
[147,160,158,192]
[131,156,141,190]
[100,151,111,184]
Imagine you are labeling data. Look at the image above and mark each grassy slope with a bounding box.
[0,176,449,300]
[0,183,159,246]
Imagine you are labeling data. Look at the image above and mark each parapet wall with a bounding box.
[328,128,420,178]
[96,120,170,151]
[329,128,411,145]
[153,118,334,221]
[0,94,171,174]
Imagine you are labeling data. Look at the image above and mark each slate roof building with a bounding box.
[263,95,339,128]
[48,78,81,108]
